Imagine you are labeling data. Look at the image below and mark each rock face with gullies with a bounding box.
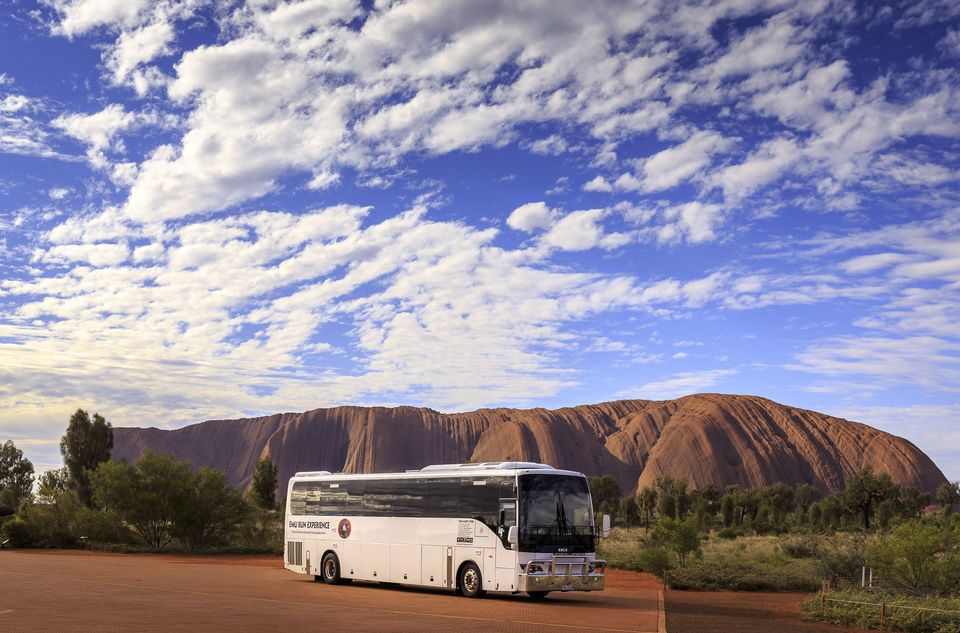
[111,394,947,497]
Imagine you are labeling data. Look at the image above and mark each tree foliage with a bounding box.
[91,451,192,550]
[250,456,278,510]
[60,409,113,507]
[843,467,899,530]
[652,516,701,567]
[868,519,960,595]
[0,440,34,506]
[172,467,249,549]
[937,482,960,515]
[91,451,247,551]
[587,475,621,515]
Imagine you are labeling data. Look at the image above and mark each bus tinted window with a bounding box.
[291,474,515,522]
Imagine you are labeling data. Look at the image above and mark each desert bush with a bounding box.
[636,547,672,575]
[92,452,250,551]
[652,516,701,567]
[668,537,821,591]
[235,507,285,554]
[802,589,960,632]
[716,527,743,539]
[781,536,819,559]
[868,520,960,596]
[2,518,35,547]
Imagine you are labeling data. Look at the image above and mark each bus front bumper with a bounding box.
[518,557,606,592]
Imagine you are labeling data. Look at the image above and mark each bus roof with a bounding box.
[291,462,586,480]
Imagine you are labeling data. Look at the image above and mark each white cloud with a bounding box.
[542,209,607,251]
[47,0,154,38]
[658,202,725,244]
[583,176,613,192]
[940,29,960,57]
[633,130,735,192]
[528,134,569,156]
[626,369,738,400]
[45,242,130,267]
[48,187,70,200]
[507,201,554,233]
[108,20,174,86]
[53,104,136,168]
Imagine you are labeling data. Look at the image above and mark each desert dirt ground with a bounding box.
[0,550,660,633]
[665,588,870,633]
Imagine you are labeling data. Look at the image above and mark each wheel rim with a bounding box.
[323,558,336,579]
[462,567,479,594]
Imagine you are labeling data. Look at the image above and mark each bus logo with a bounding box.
[338,518,351,539]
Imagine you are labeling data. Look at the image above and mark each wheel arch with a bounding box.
[455,558,482,591]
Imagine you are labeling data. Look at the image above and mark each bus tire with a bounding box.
[313,575,323,583]
[458,562,485,598]
[321,552,341,584]
[527,591,550,600]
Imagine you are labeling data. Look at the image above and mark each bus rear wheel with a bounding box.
[321,552,341,584]
[458,562,485,598]
[527,591,551,600]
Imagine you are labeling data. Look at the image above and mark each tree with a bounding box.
[250,456,278,510]
[795,484,821,511]
[899,486,931,520]
[720,493,735,528]
[38,467,70,493]
[620,496,640,526]
[587,476,621,515]
[652,517,701,567]
[639,487,657,531]
[658,493,677,520]
[172,467,248,550]
[868,520,960,595]
[0,440,35,506]
[92,452,250,551]
[843,467,898,530]
[60,409,113,507]
[91,451,192,550]
[936,482,960,515]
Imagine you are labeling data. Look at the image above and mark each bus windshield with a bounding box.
[518,474,596,553]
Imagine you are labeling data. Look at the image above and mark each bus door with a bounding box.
[495,498,518,590]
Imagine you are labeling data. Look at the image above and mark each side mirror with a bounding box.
[601,514,611,539]
[507,525,518,545]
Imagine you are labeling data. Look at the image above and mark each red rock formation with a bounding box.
[111,394,947,497]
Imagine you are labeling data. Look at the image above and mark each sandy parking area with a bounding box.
[665,588,869,633]
[0,550,660,633]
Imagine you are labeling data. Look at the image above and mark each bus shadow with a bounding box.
[318,578,625,608]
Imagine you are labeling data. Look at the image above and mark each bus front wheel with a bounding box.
[458,562,485,598]
[527,591,550,600]
[321,552,341,584]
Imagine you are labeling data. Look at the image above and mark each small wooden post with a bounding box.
[880,601,885,630]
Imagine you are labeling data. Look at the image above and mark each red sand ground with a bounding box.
[0,551,660,632]
[665,588,870,633]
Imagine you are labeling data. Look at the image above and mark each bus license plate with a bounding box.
[561,583,574,591]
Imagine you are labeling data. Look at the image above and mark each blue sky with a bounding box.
[1,0,959,481]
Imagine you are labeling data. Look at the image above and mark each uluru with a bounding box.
[111,393,947,497]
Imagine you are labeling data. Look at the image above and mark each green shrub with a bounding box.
[636,547,672,575]
[2,518,34,547]
[667,536,821,591]
[802,590,960,633]
[717,527,743,540]
[781,536,819,559]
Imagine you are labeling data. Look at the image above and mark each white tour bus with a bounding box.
[283,461,611,599]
